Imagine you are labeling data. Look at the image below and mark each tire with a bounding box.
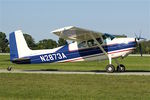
[7,66,12,71]
[117,64,125,72]
[106,64,115,73]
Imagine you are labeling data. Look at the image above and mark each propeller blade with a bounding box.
[134,33,138,38]
[134,31,146,57]
[139,37,146,40]
[139,43,142,57]
[139,32,141,39]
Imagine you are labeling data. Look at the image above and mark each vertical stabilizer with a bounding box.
[9,30,31,61]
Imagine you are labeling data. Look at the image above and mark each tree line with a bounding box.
[0,32,150,54]
[23,34,67,50]
[0,32,67,53]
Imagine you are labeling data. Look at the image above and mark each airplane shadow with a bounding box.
[23,69,150,73]
[125,70,150,73]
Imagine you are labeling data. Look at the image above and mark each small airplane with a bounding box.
[9,26,143,73]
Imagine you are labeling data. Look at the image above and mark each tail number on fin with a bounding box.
[40,53,67,62]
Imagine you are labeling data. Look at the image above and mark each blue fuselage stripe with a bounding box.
[27,41,136,64]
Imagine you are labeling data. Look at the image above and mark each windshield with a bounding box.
[103,33,115,40]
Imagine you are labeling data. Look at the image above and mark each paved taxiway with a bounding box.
[1,69,150,75]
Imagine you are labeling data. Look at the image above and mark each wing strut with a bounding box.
[90,33,110,59]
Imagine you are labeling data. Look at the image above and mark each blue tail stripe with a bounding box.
[9,32,18,60]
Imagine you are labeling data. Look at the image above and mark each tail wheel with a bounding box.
[117,64,125,72]
[7,66,12,71]
[106,64,115,73]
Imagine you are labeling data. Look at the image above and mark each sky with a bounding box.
[0,0,150,42]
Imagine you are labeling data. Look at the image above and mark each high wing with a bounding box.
[52,26,109,59]
[51,26,103,41]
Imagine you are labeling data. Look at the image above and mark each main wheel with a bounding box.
[117,64,125,72]
[106,64,115,73]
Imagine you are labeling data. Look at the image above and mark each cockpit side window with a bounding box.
[87,38,103,47]
[87,40,96,47]
[78,37,104,48]
[78,41,87,48]
[96,38,103,44]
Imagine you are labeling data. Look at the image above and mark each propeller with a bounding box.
[135,32,146,57]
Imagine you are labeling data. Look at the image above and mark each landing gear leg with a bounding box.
[89,34,115,73]
[105,55,115,73]
[115,59,125,72]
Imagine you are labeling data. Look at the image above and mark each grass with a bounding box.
[0,55,150,71]
[0,73,150,100]
[0,55,150,99]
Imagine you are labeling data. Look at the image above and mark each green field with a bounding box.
[0,55,150,71]
[0,55,150,100]
[0,73,150,100]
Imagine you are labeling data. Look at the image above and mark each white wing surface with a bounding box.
[51,26,103,41]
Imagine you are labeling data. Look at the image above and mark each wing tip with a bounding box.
[51,26,74,33]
